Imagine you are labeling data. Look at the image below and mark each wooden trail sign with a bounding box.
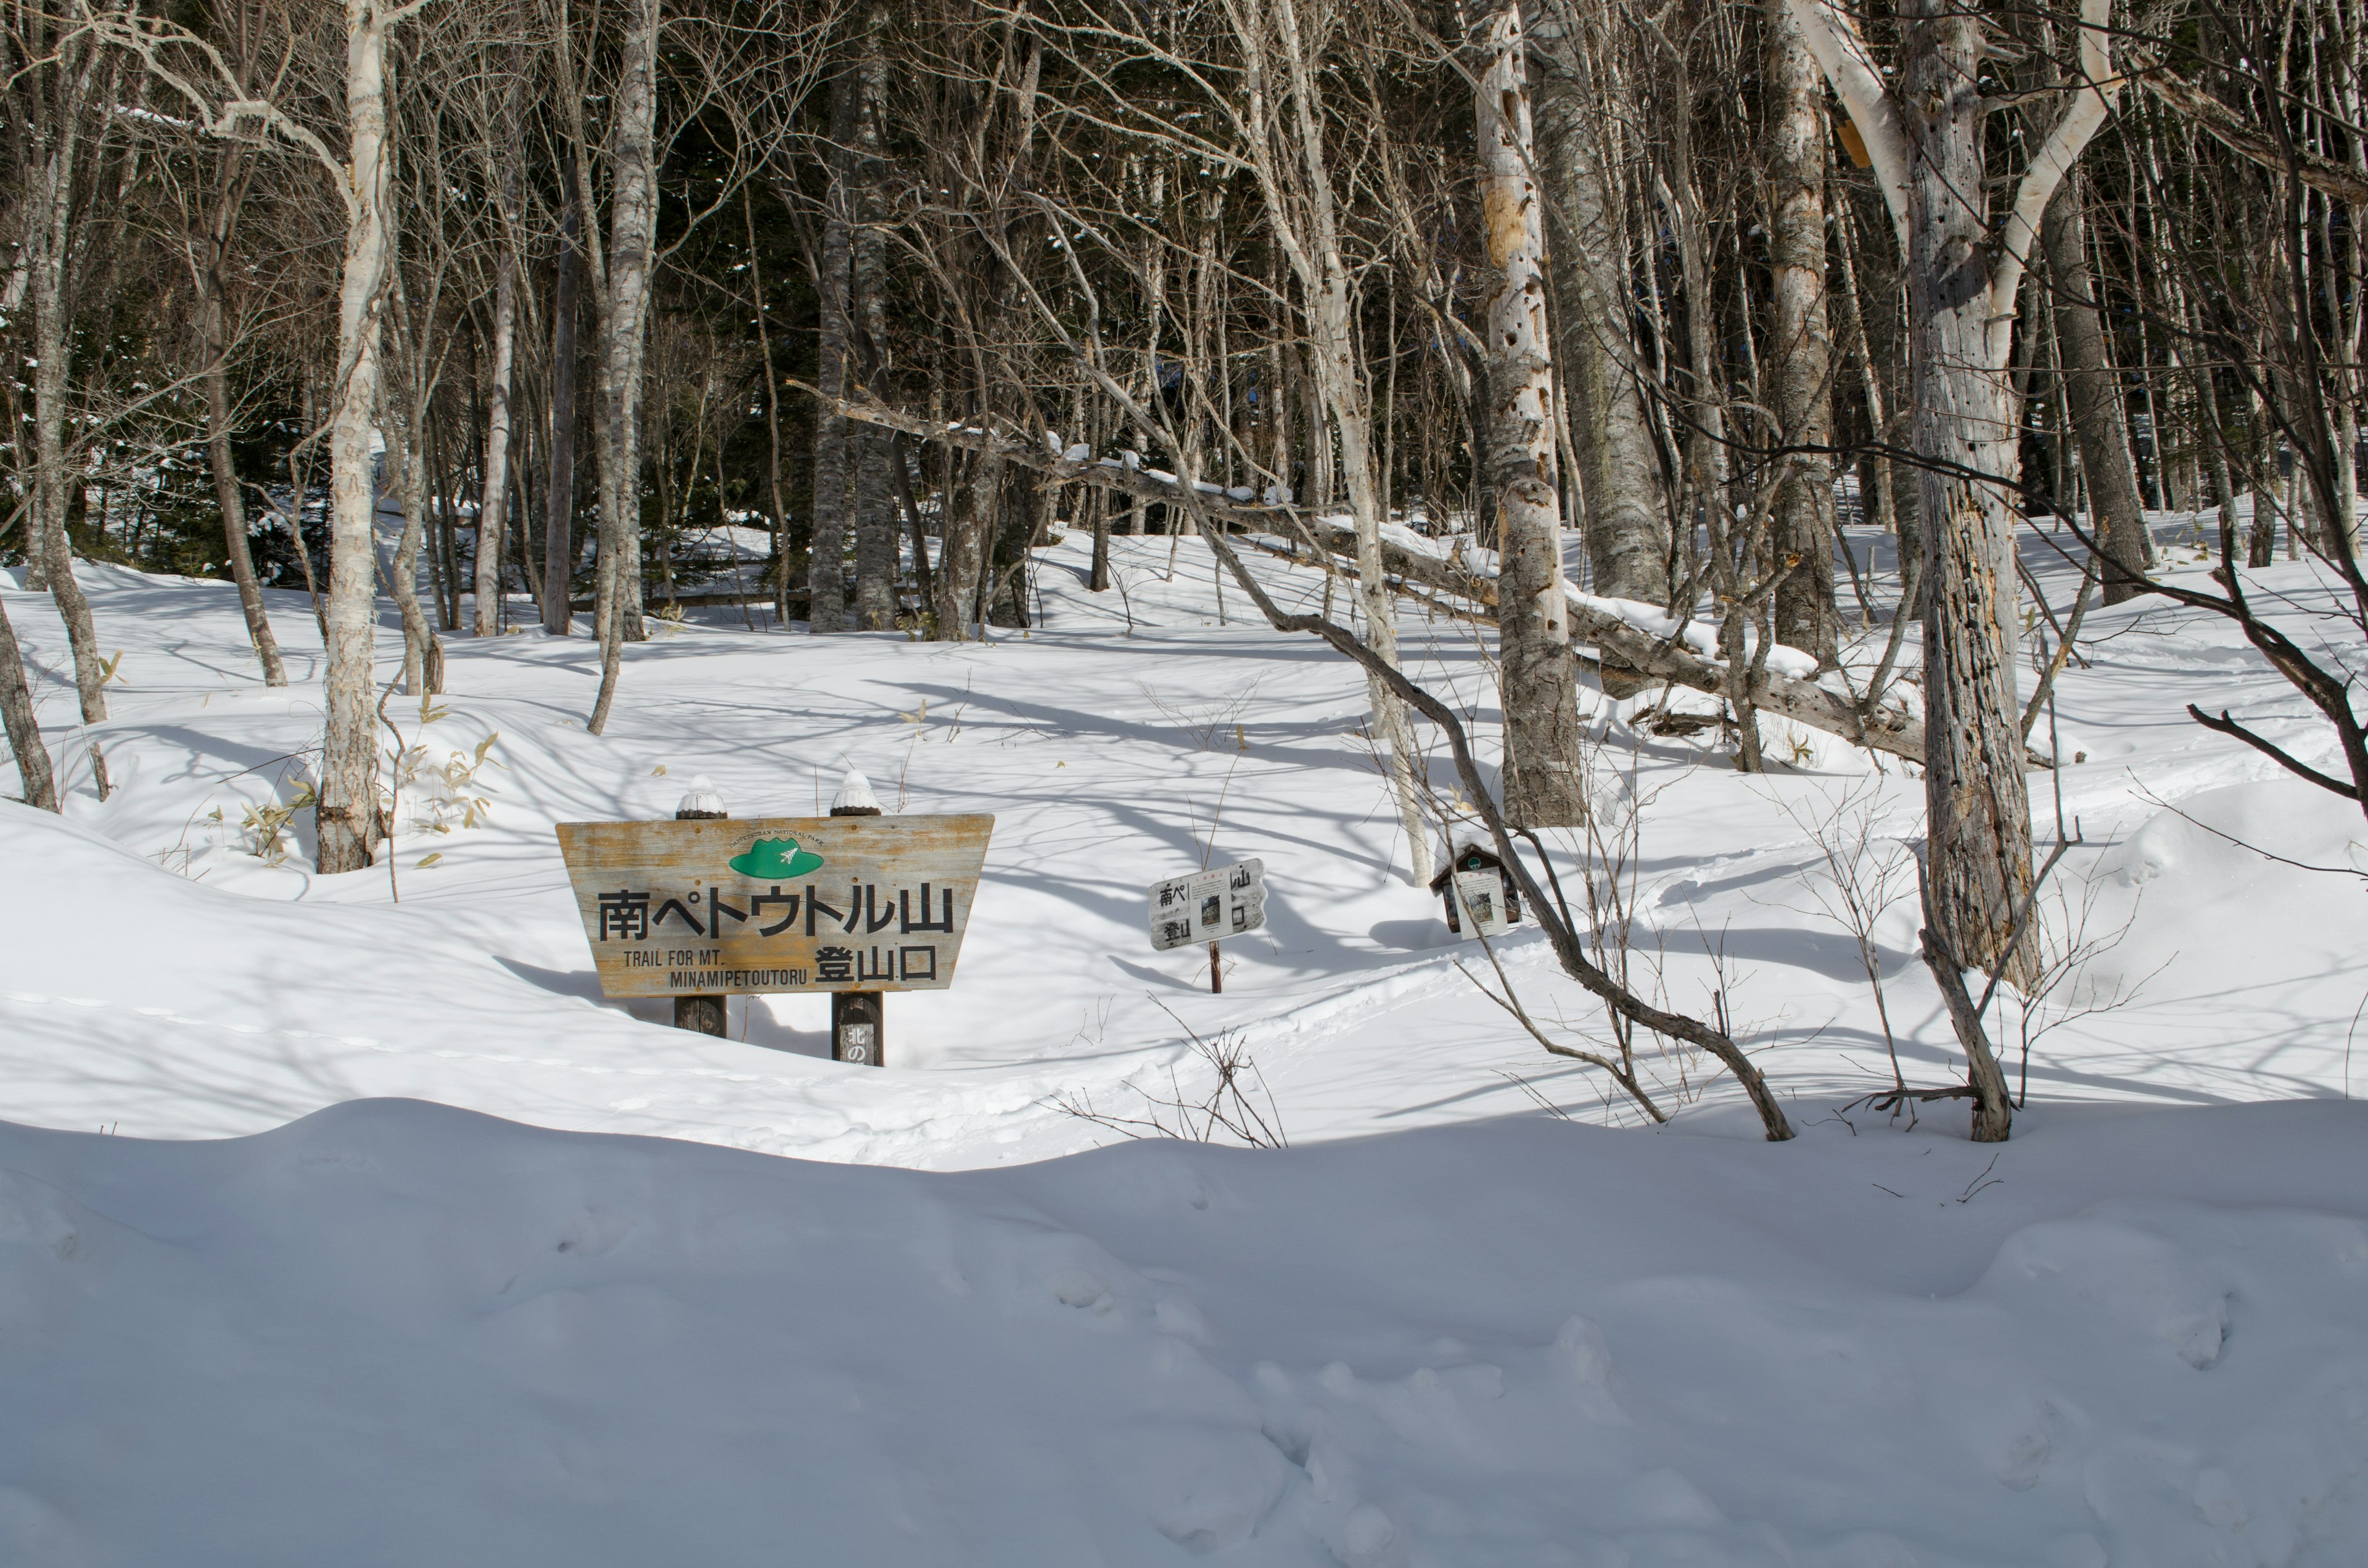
[556,813,994,999]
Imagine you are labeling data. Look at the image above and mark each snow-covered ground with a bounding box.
[1,517,2364,1563]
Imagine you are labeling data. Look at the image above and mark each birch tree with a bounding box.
[1789,0,2125,1137]
[1525,0,1673,688]
[318,0,433,870]
[1475,4,1586,825]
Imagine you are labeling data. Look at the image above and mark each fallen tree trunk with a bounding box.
[794,381,1960,768]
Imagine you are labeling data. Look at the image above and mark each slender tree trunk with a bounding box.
[0,590,58,811]
[475,239,519,636]
[1090,480,1112,591]
[318,0,403,874]
[1766,0,1838,662]
[741,186,791,629]
[193,150,289,687]
[543,155,582,638]
[388,388,437,695]
[588,0,660,735]
[850,2,897,630]
[939,448,993,636]
[1528,0,1672,691]
[1257,0,1432,885]
[807,62,859,634]
[2041,173,2153,601]
[26,47,110,799]
[1478,6,1586,826]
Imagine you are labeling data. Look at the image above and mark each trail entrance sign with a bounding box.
[1149,859,1266,951]
[556,813,994,999]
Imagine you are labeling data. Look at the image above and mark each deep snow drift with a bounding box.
[1,517,2364,1562]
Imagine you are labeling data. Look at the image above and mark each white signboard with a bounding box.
[1452,869,1511,940]
[1149,859,1267,951]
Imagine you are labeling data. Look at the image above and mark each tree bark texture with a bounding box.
[1765,0,1838,662]
[388,392,437,695]
[588,0,661,736]
[319,0,400,874]
[1477,6,1586,826]
[2039,173,2153,601]
[937,451,993,636]
[1901,0,2039,990]
[0,589,58,811]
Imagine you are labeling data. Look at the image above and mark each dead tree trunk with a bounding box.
[1786,0,2124,1136]
[1477,5,1586,826]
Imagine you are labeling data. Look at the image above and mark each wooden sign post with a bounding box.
[555,771,992,1068]
[826,769,885,1064]
[1149,859,1267,993]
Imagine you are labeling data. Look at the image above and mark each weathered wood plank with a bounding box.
[555,815,994,999]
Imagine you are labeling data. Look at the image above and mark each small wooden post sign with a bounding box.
[1150,858,1266,991]
[555,812,994,1001]
[1431,834,1522,940]
[1149,859,1267,950]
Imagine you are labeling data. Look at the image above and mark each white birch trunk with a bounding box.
[1477,5,1586,826]
[475,218,519,636]
[318,0,403,874]
[587,0,660,735]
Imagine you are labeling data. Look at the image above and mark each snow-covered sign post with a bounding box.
[1149,859,1267,993]
[555,770,992,1067]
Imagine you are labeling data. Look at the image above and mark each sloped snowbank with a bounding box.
[3,1096,2363,1565]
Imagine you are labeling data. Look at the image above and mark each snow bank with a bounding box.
[3,1098,2363,1564]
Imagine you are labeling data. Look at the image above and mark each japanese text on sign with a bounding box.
[556,815,993,998]
[1148,859,1267,952]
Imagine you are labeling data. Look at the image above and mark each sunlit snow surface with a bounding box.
[1,517,2364,1562]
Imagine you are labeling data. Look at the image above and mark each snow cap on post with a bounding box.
[831,767,883,817]
[676,775,726,818]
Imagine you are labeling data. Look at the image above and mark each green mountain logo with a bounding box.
[730,836,824,880]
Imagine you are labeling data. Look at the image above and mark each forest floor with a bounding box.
[1,514,2364,1565]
